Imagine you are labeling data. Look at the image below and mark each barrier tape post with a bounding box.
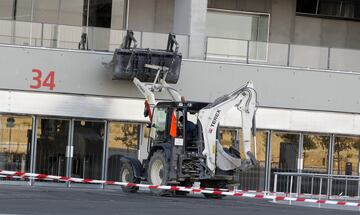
[0,169,359,208]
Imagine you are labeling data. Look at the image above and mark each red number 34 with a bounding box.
[30,69,56,90]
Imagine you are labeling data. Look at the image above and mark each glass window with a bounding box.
[301,134,330,194]
[332,136,360,196]
[219,128,238,149]
[302,134,330,174]
[83,0,112,28]
[107,122,140,181]
[270,132,300,192]
[318,0,341,16]
[296,0,318,13]
[206,10,269,61]
[138,125,150,162]
[150,107,168,144]
[0,115,33,173]
[206,10,269,42]
[35,118,69,178]
[1,0,128,50]
[333,136,360,175]
[296,0,360,20]
[238,131,268,191]
[271,133,299,171]
[72,120,105,180]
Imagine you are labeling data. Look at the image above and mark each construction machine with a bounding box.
[107,31,258,198]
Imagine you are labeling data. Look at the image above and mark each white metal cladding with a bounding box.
[1,44,360,114]
[0,90,147,122]
[222,107,360,135]
[1,90,360,135]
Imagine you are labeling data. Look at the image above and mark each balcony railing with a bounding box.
[206,36,360,73]
[0,19,190,58]
[1,19,360,73]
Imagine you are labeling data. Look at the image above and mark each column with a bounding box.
[173,0,207,59]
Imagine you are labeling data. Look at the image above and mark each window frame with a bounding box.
[296,0,360,21]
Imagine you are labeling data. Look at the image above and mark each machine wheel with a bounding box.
[119,162,140,193]
[147,150,172,196]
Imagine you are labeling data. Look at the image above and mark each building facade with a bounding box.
[0,0,360,195]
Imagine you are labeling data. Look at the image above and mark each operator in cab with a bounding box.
[178,115,197,140]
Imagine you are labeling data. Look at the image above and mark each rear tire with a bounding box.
[119,162,140,193]
[147,150,173,196]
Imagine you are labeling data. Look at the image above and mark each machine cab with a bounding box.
[149,104,170,145]
[148,101,208,150]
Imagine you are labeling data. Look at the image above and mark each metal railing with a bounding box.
[273,172,360,200]
[2,19,360,74]
[205,36,360,74]
[0,19,190,58]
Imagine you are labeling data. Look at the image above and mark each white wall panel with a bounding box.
[222,107,360,135]
[0,44,360,114]
[0,90,359,135]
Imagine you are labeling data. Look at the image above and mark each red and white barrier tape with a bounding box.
[0,170,359,207]
[215,188,360,200]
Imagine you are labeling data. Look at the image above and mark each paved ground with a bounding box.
[0,185,358,215]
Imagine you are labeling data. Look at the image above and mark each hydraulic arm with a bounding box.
[133,64,182,120]
[198,81,258,173]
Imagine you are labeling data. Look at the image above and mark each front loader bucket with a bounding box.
[111,48,182,83]
[109,31,182,84]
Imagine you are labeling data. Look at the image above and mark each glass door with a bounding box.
[301,134,330,194]
[35,117,70,184]
[0,115,33,180]
[270,132,300,192]
[107,122,141,181]
[71,120,105,180]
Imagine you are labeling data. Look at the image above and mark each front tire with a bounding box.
[147,150,172,196]
[119,162,140,193]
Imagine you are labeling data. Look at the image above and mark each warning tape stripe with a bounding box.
[0,169,358,207]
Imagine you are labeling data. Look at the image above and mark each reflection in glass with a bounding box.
[107,122,140,181]
[219,128,238,149]
[332,136,360,196]
[270,132,299,192]
[303,135,329,173]
[151,107,168,144]
[333,136,360,175]
[206,10,269,61]
[206,10,269,41]
[238,131,268,190]
[72,120,104,180]
[36,118,69,177]
[216,128,268,190]
[0,0,128,50]
[301,134,330,194]
[0,115,32,173]
[271,133,299,171]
